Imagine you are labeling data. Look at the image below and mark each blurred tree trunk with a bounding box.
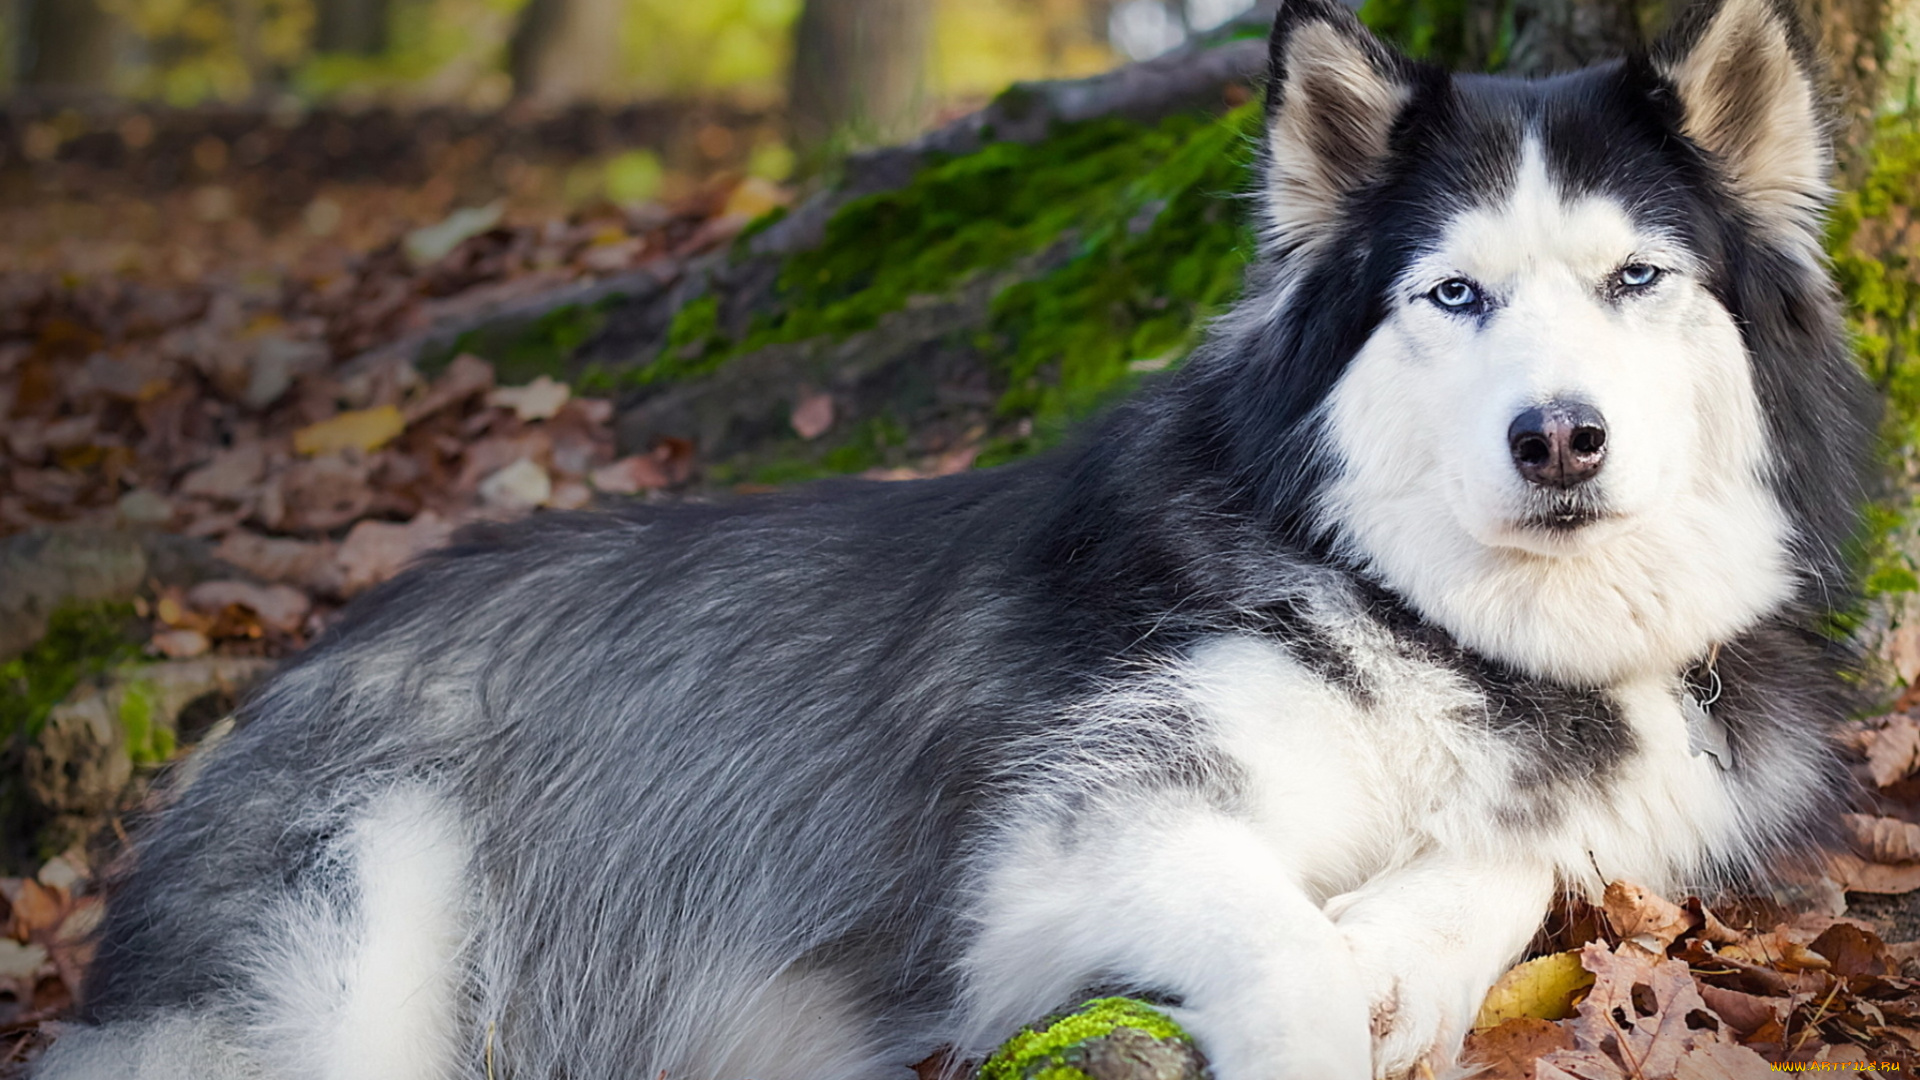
[1803,0,1917,177]
[1502,0,1642,74]
[1451,0,1915,175]
[508,0,627,105]
[14,0,118,95]
[315,0,392,55]
[787,0,933,159]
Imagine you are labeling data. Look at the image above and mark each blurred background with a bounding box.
[0,0,1278,280]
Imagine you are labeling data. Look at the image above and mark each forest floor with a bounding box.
[7,108,1920,1078]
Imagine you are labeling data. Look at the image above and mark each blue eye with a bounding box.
[1617,263,1662,289]
[1431,279,1480,310]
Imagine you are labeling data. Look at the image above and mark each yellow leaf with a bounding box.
[293,406,406,457]
[1473,951,1596,1031]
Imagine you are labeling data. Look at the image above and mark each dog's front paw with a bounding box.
[1348,944,1477,1079]
[1168,971,1373,1080]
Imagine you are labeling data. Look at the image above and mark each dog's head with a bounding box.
[1213,0,1874,685]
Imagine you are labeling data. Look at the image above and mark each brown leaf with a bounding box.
[149,628,211,659]
[1669,1042,1775,1079]
[1602,881,1697,953]
[404,353,494,424]
[186,580,311,635]
[1722,930,1830,972]
[1695,985,1786,1037]
[1808,922,1898,977]
[1463,1017,1575,1079]
[1541,942,1763,1079]
[456,432,552,491]
[1847,813,1920,864]
[590,454,671,495]
[791,391,835,440]
[1862,714,1920,787]
[261,454,374,533]
[1681,898,1743,946]
[337,512,454,596]
[9,881,62,942]
[487,376,570,423]
[176,444,267,501]
[1828,852,1920,895]
[213,531,344,596]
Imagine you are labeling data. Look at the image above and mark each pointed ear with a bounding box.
[1655,0,1830,246]
[1262,0,1417,256]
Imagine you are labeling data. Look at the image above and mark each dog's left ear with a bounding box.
[1262,0,1417,257]
[1655,0,1830,244]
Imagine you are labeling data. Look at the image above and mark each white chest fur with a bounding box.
[1183,633,1744,901]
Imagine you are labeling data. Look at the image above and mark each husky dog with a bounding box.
[36,0,1876,1076]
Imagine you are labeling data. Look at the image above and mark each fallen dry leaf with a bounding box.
[149,628,211,659]
[1829,851,1920,895]
[292,405,406,456]
[478,458,551,510]
[337,512,454,596]
[213,531,344,595]
[1477,951,1596,1030]
[1536,941,1772,1080]
[185,580,311,635]
[1847,813,1920,865]
[590,454,671,494]
[1861,714,1920,787]
[405,353,495,423]
[8,880,63,942]
[791,391,835,440]
[263,454,375,532]
[1465,1016,1577,1079]
[1603,880,1697,954]
[488,376,570,423]
[176,444,267,501]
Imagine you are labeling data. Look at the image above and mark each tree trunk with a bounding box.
[1800,0,1920,178]
[508,0,628,106]
[14,0,118,96]
[787,0,934,159]
[1502,0,1642,75]
[315,0,392,56]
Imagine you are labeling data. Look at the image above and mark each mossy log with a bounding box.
[379,23,1271,489]
[978,998,1209,1080]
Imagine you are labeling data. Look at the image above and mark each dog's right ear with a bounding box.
[1262,0,1417,256]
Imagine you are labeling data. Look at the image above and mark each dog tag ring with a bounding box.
[1683,655,1732,770]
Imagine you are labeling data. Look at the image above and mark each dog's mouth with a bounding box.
[1513,490,1611,535]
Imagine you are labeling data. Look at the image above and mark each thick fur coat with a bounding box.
[35,0,1877,1076]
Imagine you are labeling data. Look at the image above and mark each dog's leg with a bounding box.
[966,806,1373,1080]
[1324,857,1556,1079]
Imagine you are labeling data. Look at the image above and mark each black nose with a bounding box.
[1508,401,1607,488]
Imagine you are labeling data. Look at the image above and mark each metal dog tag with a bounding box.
[1684,693,1734,771]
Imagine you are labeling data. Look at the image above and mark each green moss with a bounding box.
[642,294,733,385]
[424,297,621,390]
[1828,110,1920,603]
[980,997,1193,1080]
[1357,0,1516,70]
[116,679,175,767]
[776,109,1255,373]
[983,107,1254,444]
[740,415,910,487]
[659,104,1260,479]
[0,602,145,741]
